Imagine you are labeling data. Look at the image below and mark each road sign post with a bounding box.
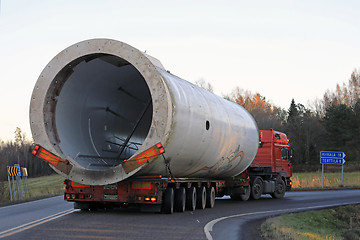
[7,167,13,201]
[6,164,30,201]
[320,151,346,188]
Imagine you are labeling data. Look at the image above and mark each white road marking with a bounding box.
[0,208,77,238]
[204,201,360,240]
[0,196,62,210]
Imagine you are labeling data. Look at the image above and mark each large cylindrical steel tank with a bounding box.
[30,39,259,185]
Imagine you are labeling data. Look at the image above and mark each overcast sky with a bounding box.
[1,0,359,141]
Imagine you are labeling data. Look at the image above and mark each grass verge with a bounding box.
[261,204,360,240]
[0,174,65,206]
[292,171,360,189]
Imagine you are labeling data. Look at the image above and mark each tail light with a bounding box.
[144,196,157,202]
[32,145,40,155]
[156,143,165,154]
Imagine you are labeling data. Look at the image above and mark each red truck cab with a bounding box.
[247,129,293,199]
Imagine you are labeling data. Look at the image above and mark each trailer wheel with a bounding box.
[162,187,174,214]
[175,187,186,212]
[250,177,263,200]
[196,186,206,209]
[240,186,251,201]
[271,178,286,199]
[206,186,215,208]
[186,186,196,211]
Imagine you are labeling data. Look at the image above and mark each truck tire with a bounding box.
[250,177,263,200]
[271,178,286,199]
[196,186,206,209]
[186,186,196,211]
[231,186,250,201]
[206,186,215,208]
[162,187,174,214]
[240,186,251,201]
[175,187,186,212]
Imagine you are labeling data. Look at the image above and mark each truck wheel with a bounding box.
[240,186,250,201]
[196,186,206,209]
[250,177,263,200]
[271,178,286,199]
[162,187,174,214]
[175,187,186,212]
[206,186,215,208]
[231,186,250,201]
[186,186,196,211]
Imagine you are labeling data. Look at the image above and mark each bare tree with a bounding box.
[195,78,214,93]
[0,129,54,181]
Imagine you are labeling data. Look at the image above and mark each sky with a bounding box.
[0,0,360,141]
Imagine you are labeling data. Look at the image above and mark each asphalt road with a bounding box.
[1,190,359,240]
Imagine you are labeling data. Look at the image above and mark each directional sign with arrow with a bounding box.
[320,151,346,165]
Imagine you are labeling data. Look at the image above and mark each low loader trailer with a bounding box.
[33,129,292,213]
[30,39,292,213]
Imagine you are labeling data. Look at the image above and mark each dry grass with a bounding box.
[291,171,360,188]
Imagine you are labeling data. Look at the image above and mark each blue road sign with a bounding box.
[14,164,22,176]
[320,151,346,165]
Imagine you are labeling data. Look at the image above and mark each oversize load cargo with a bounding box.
[30,39,259,185]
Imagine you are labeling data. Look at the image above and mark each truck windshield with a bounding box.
[281,148,289,160]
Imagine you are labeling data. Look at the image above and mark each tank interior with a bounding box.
[54,54,153,170]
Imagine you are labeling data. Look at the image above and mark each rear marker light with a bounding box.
[71,194,76,199]
[65,194,71,200]
[156,142,165,154]
[151,197,157,202]
[32,145,40,155]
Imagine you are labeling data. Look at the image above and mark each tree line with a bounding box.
[0,69,359,182]
[0,128,54,182]
[224,69,360,170]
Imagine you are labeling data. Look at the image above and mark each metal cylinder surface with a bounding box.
[30,39,259,185]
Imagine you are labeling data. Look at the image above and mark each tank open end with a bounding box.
[54,54,152,170]
[30,39,169,185]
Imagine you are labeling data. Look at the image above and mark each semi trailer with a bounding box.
[30,39,292,213]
